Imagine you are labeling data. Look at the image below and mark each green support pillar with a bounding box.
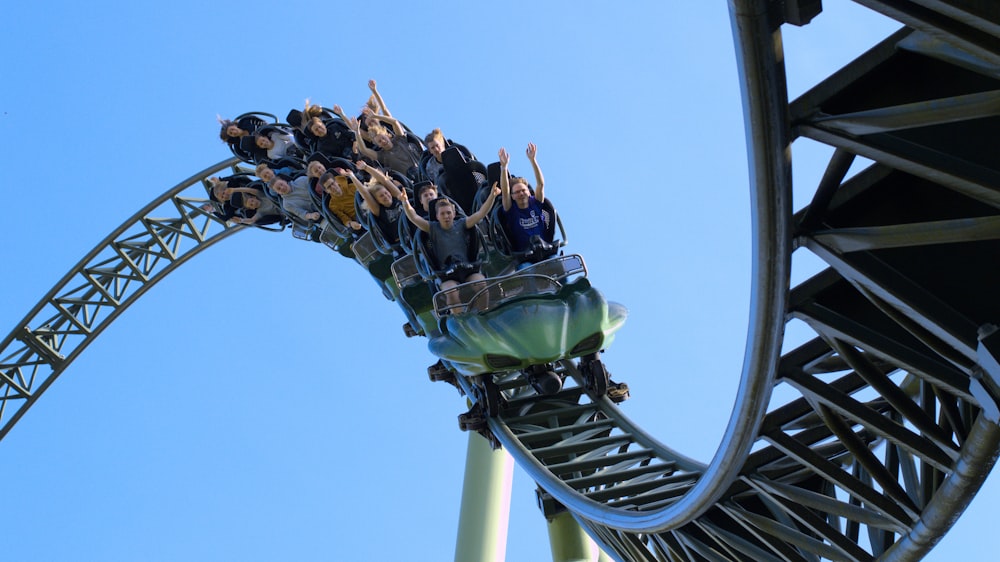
[547,511,612,562]
[454,432,514,562]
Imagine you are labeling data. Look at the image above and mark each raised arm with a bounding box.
[375,114,406,137]
[368,79,392,117]
[527,142,545,203]
[344,167,379,213]
[400,189,430,233]
[232,211,261,225]
[466,184,501,228]
[227,187,261,196]
[349,119,379,161]
[498,147,512,211]
[357,161,402,199]
[347,167,382,217]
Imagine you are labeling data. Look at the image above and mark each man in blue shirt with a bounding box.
[498,143,554,268]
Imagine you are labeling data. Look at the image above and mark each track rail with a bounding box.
[0,158,244,440]
[3,2,1000,561]
[464,1,1000,560]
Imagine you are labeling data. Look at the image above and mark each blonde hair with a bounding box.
[424,128,445,145]
[303,99,325,120]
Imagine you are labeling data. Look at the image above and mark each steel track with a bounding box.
[3,2,1000,561]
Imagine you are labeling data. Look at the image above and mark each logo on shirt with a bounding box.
[519,211,541,231]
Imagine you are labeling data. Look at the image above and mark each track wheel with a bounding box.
[583,358,609,397]
[479,376,503,417]
[607,381,630,403]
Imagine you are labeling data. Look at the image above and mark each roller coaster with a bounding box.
[4,1,1000,560]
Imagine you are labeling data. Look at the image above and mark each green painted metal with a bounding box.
[546,512,599,562]
[429,279,627,376]
[4,3,1000,560]
[454,432,514,562]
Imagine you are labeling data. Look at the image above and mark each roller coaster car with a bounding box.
[388,255,440,338]
[427,254,627,377]
[351,230,437,335]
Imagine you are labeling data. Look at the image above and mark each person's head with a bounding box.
[303,100,325,120]
[370,183,393,207]
[415,181,438,211]
[307,160,326,178]
[255,133,274,150]
[424,129,446,159]
[255,163,275,183]
[210,178,231,201]
[510,177,532,208]
[319,172,342,196]
[369,125,393,150]
[218,119,247,142]
[434,198,456,228]
[307,117,327,137]
[243,195,261,210]
[271,176,292,195]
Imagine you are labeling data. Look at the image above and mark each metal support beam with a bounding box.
[547,512,599,562]
[973,323,1000,422]
[454,432,514,562]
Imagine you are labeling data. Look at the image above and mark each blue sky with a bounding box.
[2,2,996,560]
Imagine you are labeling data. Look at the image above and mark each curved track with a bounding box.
[3,2,1000,560]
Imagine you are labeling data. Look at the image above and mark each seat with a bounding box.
[417,138,474,181]
[249,124,306,165]
[355,173,410,258]
[303,117,356,160]
[235,111,275,133]
[235,135,265,164]
[230,187,288,230]
[439,146,483,214]
[491,197,565,264]
[412,215,486,289]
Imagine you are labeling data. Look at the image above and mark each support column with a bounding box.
[454,432,514,562]
[547,511,612,562]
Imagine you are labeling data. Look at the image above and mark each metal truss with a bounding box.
[0,158,244,440]
[2,2,999,561]
[452,1,1000,560]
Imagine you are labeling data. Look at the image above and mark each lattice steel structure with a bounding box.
[3,1,1000,560]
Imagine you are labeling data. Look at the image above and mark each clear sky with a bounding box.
[2,1,996,560]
